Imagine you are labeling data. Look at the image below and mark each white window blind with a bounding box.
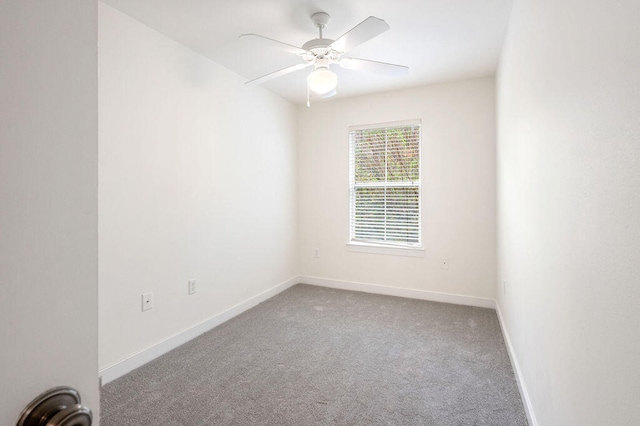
[349,121,421,248]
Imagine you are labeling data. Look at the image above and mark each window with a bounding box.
[349,120,421,249]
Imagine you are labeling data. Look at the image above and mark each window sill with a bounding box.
[346,242,425,258]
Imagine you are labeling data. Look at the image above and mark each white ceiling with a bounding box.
[101,0,513,105]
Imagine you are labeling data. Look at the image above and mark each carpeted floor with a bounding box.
[101,284,528,425]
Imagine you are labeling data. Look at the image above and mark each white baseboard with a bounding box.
[299,275,497,309]
[495,302,538,426]
[99,276,298,385]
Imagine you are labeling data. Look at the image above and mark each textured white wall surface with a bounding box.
[0,1,99,424]
[99,3,298,370]
[496,0,640,424]
[297,78,497,299]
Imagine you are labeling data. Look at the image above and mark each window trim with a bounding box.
[346,241,425,257]
[348,119,423,253]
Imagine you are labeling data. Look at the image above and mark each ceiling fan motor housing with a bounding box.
[302,39,336,56]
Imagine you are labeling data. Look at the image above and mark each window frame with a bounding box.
[347,119,423,256]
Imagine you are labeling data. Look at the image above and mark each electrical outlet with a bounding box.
[441,258,449,269]
[188,279,197,295]
[142,292,153,311]
[314,248,320,258]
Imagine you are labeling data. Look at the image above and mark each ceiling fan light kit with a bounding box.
[308,58,338,95]
[241,10,409,106]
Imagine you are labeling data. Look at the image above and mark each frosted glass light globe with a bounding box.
[308,67,338,95]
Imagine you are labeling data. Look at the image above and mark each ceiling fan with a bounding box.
[240,11,409,106]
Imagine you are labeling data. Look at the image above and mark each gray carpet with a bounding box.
[101,284,528,425]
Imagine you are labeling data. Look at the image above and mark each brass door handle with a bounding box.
[17,387,92,426]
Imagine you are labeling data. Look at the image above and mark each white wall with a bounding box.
[497,0,640,424]
[99,3,298,371]
[298,78,497,300]
[0,1,99,424]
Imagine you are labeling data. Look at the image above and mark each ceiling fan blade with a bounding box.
[330,16,390,53]
[339,57,409,77]
[246,63,311,86]
[239,33,307,55]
